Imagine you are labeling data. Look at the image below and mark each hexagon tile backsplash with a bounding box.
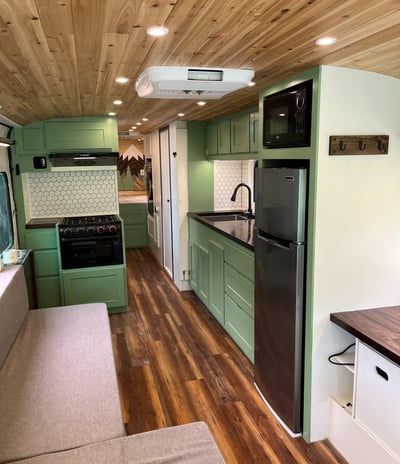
[23,171,119,219]
[214,160,255,211]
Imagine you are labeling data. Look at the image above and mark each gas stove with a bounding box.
[59,214,121,238]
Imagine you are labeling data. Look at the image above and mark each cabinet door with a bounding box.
[198,245,209,306]
[206,122,218,156]
[44,119,118,151]
[218,120,231,154]
[124,224,147,248]
[13,126,45,154]
[354,342,400,457]
[189,241,199,293]
[33,249,59,277]
[61,265,127,312]
[120,203,148,248]
[36,276,62,308]
[208,239,224,324]
[25,228,58,250]
[250,112,259,153]
[231,114,250,153]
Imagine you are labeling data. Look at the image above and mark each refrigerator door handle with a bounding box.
[257,232,290,250]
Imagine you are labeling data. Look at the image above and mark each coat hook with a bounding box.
[339,140,346,151]
[358,140,366,150]
[377,140,386,152]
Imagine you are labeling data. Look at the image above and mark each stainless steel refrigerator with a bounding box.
[254,166,307,436]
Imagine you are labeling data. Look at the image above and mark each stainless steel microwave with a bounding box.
[262,79,312,149]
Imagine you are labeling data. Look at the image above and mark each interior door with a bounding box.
[159,127,173,278]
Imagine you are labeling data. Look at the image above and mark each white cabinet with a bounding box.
[329,340,400,464]
[354,342,400,457]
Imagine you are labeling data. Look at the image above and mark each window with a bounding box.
[0,172,13,254]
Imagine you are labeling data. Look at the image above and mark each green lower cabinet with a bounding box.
[25,228,61,308]
[119,203,148,248]
[35,276,62,309]
[208,240,224,324]
[189,218,254,362]
[61,265,128,313]
[189,241,199,293]
[198,245,209,306]
[224,262,254,318]
[225,294,254,362]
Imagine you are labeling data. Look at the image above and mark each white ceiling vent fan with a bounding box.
[135,66,255,99]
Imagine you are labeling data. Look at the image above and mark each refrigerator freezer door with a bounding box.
[255,167,307,243]
[254,232,305,434]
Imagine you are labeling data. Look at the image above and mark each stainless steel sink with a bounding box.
[201,213,250,222]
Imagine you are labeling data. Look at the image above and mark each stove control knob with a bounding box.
[76,227,84,235]
[87,227,94,235]
[63,228,72,237]
[97,225,105,234]
[109,225,117,233]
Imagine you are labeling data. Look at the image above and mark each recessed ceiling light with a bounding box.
[136,122,142,125]
[315,36,337,46]
[113,100,123,105]
[197,101,206,106]
[146,26,169,37]
[178,113,185,117]
[248,81,256,87]
[131,126,137,130]
[108,112,116,116]
[115,77,129,84]
[142,117,148,121]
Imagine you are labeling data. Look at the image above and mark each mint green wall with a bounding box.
[187,121,214,212]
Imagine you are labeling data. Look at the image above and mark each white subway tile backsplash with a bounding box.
[23,171,119,219]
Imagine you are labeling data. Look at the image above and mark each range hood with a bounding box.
[49,152,119,171]
[135,66,255,99]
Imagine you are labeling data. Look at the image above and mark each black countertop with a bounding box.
[188,211,255,251]
[26,217,62,228]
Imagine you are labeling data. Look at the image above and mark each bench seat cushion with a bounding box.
[0,303,126,463]
[11,422,226,463]
[0,265,29,369]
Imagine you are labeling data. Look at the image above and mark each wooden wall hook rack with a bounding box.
[329,135,389,156]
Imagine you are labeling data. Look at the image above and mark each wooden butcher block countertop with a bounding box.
[331,305,400,365]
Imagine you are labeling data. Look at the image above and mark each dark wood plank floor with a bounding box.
[110,247,347,464]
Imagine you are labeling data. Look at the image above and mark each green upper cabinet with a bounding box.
[12,116,119,158]
[250,112,259,153]
[206,122,218,156]
[44,118,118,152]
[231,114,250,153]
[205,108,258,159]
[13,124,45,155]
[218,119,231,154]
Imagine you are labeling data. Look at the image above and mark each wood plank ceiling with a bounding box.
[0,0,399,136]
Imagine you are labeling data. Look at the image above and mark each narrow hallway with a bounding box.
[110,248,346,463]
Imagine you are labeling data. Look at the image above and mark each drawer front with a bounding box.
[225,293,254,362]
[25,229,57,250]
[224,263,254,318]
[33,249,59,276]
[121,213,146,225]
[224,240,254,281]
[355,341,400,457]
[124,224,147,247]
[119,204,147,222]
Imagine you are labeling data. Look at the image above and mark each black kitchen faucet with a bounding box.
[230,183,253,218]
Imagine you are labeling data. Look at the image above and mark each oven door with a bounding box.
[60,236,123,269]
